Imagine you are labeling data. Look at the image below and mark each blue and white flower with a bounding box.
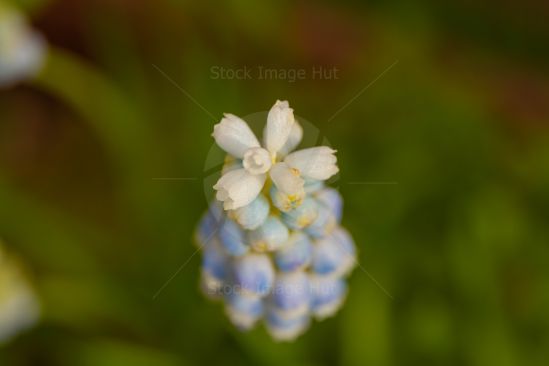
[196,101,356,341]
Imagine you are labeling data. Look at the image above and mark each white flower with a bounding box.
[212,101,339,211]
[270,147,338,204]
[0,5,46,87]
[214,168,266,210]
[284,147,339,180]
[212,114,260,158]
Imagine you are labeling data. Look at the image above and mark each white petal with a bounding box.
[263,100,295,155]
[278,121,303,157]
[284,146,339,180]
[212,114,260,158]
[214,168,266,210]
[269,162,304,195]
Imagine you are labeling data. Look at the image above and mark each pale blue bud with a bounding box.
[218,218,249,256]
[270,271,310,318]
[315,187,343,222]
[231,194,269,230]
[249,216,289,252]
[200,238,229,299]
[233,254,275,297]
[265,310,310,342]
[311,233,355,278]
[275,232,312,272]
[305,203,337,238]
[331,227,356,261]
[224,291,264,330]
[281,198,318,230]
[309,275,347,320]
[195,201,223,247]
[201,238,229,281]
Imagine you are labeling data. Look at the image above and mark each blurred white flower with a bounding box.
[0,243,40,344]
[0,4,46,87]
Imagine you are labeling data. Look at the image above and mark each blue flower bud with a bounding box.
[195,201,223,247]
[315,188,343,222]
[231,194,269,230]
[265,310,310,342]
[224,290,264,330]
[309,275,347,320]
[305,203,337,238]
[249,216,289,252]
[200,238,229,299]
[201,238,229,281]
[218,218,249,256]
[331,227,356,261]
[281,198,318,230]
[275,232,312,272]
[311,233,355,278]
[270,271,310,318]
[270,185,303,213]
[233,254,275,297]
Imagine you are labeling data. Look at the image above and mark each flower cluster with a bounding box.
[0,241,40,344]
[0,3,46,87]
[195,101,356,341]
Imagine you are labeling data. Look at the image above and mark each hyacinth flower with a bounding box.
[195,100,356,341]
[0,241,40,344]
[0,3,47,87]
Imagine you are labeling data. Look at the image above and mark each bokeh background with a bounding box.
[1,0,549,365]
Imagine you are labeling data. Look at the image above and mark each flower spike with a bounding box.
[195,100,355,341]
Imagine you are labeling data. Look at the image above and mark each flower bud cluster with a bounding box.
[195,101,356,341]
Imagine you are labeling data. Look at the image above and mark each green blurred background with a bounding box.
[1,0,549,365]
